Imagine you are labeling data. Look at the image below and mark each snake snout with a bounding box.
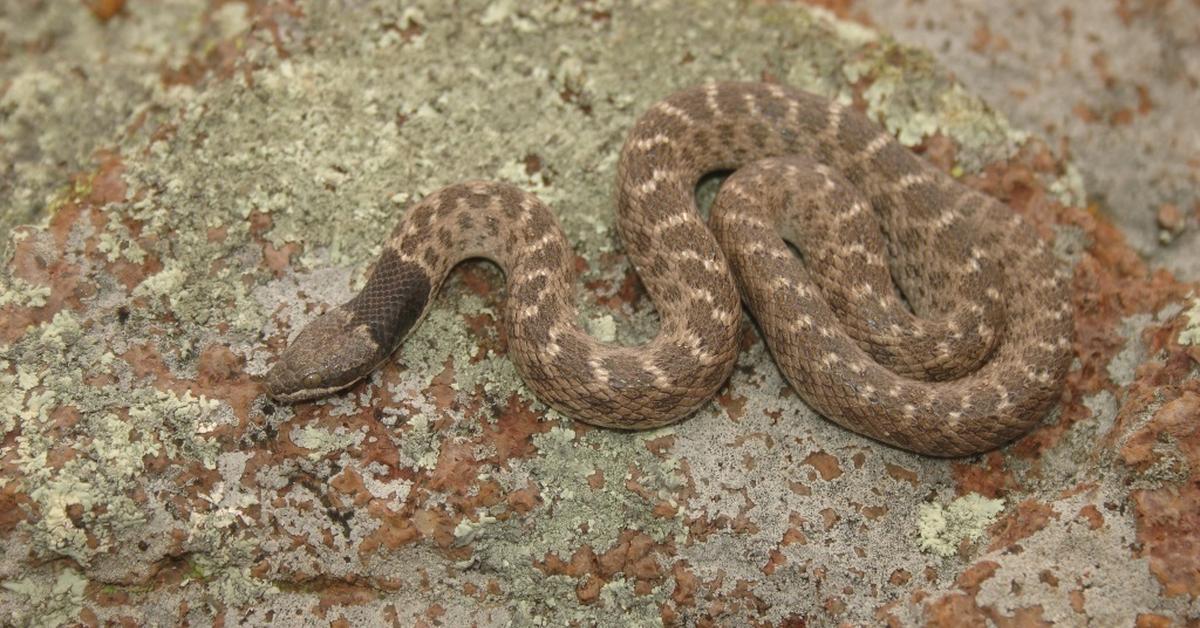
[264,307,384,403]
[262,359,316,402]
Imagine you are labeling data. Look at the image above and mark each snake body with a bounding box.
[265,82,1073,457]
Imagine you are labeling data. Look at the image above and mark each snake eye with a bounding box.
[301,373,322,389]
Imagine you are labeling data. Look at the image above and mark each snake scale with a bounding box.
[265,82,1073,457]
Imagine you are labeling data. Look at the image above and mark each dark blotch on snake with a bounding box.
[346,248,430,350]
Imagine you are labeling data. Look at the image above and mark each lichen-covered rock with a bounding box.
[1,0,1197,625]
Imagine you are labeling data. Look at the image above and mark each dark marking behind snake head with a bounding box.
[265,249,431,403]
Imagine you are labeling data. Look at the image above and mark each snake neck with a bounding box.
[346,247,433,363]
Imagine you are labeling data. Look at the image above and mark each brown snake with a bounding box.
[265,82,1073,457]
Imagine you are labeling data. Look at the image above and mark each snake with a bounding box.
[264,82,1073,457]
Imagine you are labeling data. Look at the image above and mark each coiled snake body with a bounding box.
[266,82,1072,457]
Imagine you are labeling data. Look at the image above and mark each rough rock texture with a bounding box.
[831,0,1200,281]
[1,0,1198,625]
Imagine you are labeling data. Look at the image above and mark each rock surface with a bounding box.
[1,0,1197,625]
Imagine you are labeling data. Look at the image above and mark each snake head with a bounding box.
[265,307,384,403]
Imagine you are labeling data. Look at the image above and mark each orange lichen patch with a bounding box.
[987,500,1058,551]
[762,548,787,575]
[783,515,808,547]
[3,231,88,342]
[88,581,135,608]
[992,606,1052,627]
[802,451,842,481]
[452,263,504,299]
[1135,614,1176,628]
[669,561,700,607]
[205,225,229,244]
[536,544,599,579]
[84,0,125,21]
[874,601,904,627]
[884,462,919,487]
[1038,570,1060,588]
[1119,391,1199,469]
[968,24,1011,55]
[575,573,603,604]
[1108,324,1200,599]
[956,560,999,596]
[643,433,674,457]
[160,1,273,89]
[819,507,839,531]
[1133,485,1200,597]
[426,438,481,497]
[120,342,175,388]
[480,395,551,463]
[860,504,888,520]
[951,452,1014,499]
[624,466,661,503]
[714,387,747,421]
[1072,102,1100,125]
[1114,0,1160,26]
[355,413,404,470]
[537,533,670,602]
[421,357,459,413]
[597,530,665,584]
[505,484,540,514]
[584,468,605,490]
[412,508,457,548]
[652,500,678,518]
[923,592,989,627]
[316,581,378,614]
[89,151,128,204]
[195,343,259,418]
[0,474,34,534]
[1076,504,1104,530]
[45,404,83,440]
[358,500,419,555]
[109,248,163,293]
[329,468,372,508]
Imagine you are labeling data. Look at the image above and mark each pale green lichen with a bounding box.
[205,566,278,609]
[96,229,147,264]
[805,4,879,47]
[181,457,276,608]
[1048,163,1088,208]
[291,424,364,460]
[918,494,1005,557]
[453,513,499,546]
[396,294,537,411]
[16,410,161,563]
[1178,295,1200,346]
[0,276,52,308]
[842,43,1027,171]
[126,388,227,469]
[2,306,230,564]
[460,424,684,623]
[2,568,87,628]
[397,412,442,470]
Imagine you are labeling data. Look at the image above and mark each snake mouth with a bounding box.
[264,360,361,404]
[265,382,350,404]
